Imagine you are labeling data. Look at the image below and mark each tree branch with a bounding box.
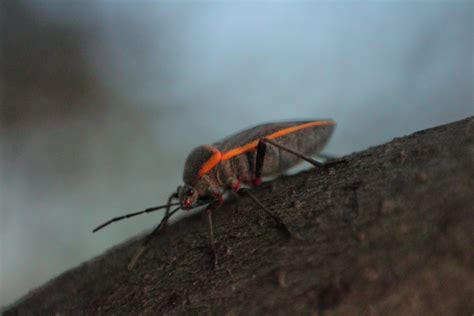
[5,117,474,315]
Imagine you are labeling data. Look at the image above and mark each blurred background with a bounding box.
[0,0,472,307]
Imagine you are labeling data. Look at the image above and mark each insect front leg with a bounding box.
[163,192,179,229]
[128,205,182,270]
[205,200,223,269]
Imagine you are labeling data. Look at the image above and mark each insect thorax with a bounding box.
[183,145,221,186]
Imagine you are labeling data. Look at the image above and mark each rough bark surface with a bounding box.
[4,117,474,315]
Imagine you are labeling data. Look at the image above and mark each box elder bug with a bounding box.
[93,119,340,270]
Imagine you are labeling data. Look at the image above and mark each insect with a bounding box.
[93,119,339,270]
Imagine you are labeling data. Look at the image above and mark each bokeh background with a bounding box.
[1,0,472,307]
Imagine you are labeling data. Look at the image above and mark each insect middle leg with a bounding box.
[237,142,290,236]
[238,188,291,239]
[253,138,335,238]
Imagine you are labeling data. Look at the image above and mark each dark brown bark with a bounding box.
[4,117,474,315]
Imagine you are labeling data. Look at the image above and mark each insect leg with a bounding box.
[253,139,267,185]
[316,152,347,166]
[262,137,346,168]
[163,192,179,229]
[205,200,223,269]
[239,188,291,239]
[128,205,181,270]
[261,137,326,168]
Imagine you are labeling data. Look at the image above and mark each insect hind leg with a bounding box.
[262,138,345,168]
[316,153,347,167]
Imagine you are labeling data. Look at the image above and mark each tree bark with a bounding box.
[4,117,474,315]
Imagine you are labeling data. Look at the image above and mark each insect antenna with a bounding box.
[92,202,181,233]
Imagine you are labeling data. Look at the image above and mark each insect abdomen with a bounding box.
[217,122,335,182]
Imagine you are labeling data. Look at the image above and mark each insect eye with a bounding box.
[186,188,194,196]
